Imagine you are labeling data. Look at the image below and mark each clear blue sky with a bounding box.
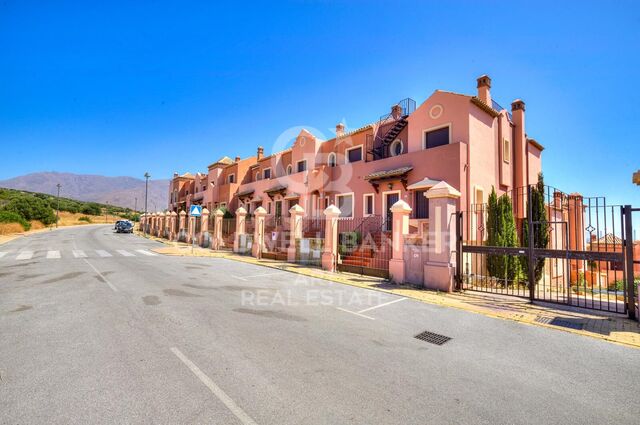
[1,1,639,206]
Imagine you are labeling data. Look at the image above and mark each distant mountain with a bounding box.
[0,172,169,211]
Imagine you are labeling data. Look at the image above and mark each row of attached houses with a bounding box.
[168,74,543,238]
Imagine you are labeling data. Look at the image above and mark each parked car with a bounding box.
[115,220,133,233]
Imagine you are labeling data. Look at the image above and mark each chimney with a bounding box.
[511,99,527,192]
[173,172,179,178]
[391,104,403,119]
[235,156,241,163]
[336,123,345,137]
[257,146,264,160]
[476,74,492,106]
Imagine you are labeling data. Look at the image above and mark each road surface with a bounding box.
[1,225,638,424]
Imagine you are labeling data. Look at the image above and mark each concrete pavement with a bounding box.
[1,225,639,424]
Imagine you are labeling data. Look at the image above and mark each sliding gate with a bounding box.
[457,185,637,319]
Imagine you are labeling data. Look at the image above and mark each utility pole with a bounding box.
[105,202,109,224]
[134,197,138,213]
[144,172,150,236]
[56,183,61,228]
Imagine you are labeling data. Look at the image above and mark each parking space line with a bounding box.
[72,250,87,258]
[335,307,375,320]
[46,250,61,259]
[170,347,258,425]
[82,259,118,292]
[357,297,406,314]
[232,272,286,281]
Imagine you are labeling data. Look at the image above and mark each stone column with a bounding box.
[389,200,412,284]
[169,211,177,240]
[164,212,170,239]
[151,213,157,235]
[424,181,461,292]
[178,210,186,242]
[321,205,341,272]
[252,206,267,258]
[234,207,247,253]
[139,214,145,232]
[200,208,210,246]
[213,209,224,250]
[187,212,196,244]
[157,212,165,237]
[287,204,305,262]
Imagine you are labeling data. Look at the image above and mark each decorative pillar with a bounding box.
[389,200,412,284]
[234,207,247,253]
[212,209,224,250]
[424,181,461,292]
[164,212,170,238]
[169,211,177,240]
[287,204,305,262]
[178,210,187,242]
[252,206,267,258]
[187,211,196,244]
[200,208,210,246]
[151,213,157,235]
[139,213,145,232]
[321,205,341,272]
[157,212,165,237]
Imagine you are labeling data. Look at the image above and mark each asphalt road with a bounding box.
[1,225,639,424]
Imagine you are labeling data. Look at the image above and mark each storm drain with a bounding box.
[535,316,585,330]
[414,331,451,345]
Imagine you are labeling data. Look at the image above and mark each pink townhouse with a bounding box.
[169,75,543,240]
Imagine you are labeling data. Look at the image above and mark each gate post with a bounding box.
[234,207,247,253]
[527,185,535,302]
[200,208,209,246]
[178,210,186,242]
[424,181,461,292]
[322,205,340,272]
[389,200,412,284]
[252,207,267,259]
[213,209,224,250]
[187,212,195,243]
[455,211,463,290]
[288,204,305,262]
[164,212,170,239]
[623,205,637,320]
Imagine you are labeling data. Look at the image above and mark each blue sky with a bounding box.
[1,1,639,206]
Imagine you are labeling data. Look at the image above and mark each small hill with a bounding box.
[0,172,168,210]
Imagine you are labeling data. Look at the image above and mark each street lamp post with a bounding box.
[56,183,61,228]
[144,172,150,236]
[134,197,138,212]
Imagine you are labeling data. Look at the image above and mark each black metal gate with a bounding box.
[457,184,637,319]
[219,217,236,251]
[337,215,391,279]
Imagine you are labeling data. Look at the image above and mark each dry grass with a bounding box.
[0,211,123,237]
[0,222,25,235]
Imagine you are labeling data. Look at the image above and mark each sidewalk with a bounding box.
[144,233,640,349]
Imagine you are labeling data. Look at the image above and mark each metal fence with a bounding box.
[336,215,391,278]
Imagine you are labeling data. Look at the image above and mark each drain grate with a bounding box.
[414,331,451,345]
[535,316,585,330]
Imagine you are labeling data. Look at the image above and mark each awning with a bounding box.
[237,189,255,199]
[264,185,288,200]
[406,177,441,191]
[284,193,300,200]
[364,166,413,193]
[251,196,263,202]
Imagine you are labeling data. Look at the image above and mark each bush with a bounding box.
[0,210,31,231]
[2,196,56,225]
[78,216,92,223]
[81,203,102,216]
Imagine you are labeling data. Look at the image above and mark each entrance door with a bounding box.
[385,192,399,231]
[275,201,282,225]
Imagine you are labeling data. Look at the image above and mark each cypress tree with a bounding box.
[486,187,522,284]
[522,172,549,284]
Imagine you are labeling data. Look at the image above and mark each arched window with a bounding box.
[328,153,337,167]
[286,165,292,175]
[390,139,403,157]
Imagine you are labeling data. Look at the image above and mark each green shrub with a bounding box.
[0,210,31,231]
[2,196,56,225]
[78,216,92,223]
[81,203,102,216]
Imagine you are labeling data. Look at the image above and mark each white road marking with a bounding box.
[232,272,286,281]
[16,251,34,260]
[170,347,258,425]
[72,250,87,258]
[335,307,375,320]
[96,250,112,257]
[82,259,118,292]
[116,250,135,257]
[46,250,61,259]
[136,249,157,256]
[0,252,7,259]
[357,297,406,314]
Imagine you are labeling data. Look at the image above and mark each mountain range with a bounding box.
[0,172,169,211]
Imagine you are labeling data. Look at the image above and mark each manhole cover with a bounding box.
[414,331,451,345]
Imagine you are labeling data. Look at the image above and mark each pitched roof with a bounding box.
[592,233,623,245]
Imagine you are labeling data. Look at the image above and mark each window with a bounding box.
[267,202,272,214]
[414,190,429,219]
[255,171,261,181]
[287,165,292,175]
[390,139,403,157]
[363,193,374,216]
[227,174,235,184]
[346,146,362,163]
[503,139,511,163]
[336,193,354,217]
[424,126,450,149]
[297,160,307,173]
[263,168,271,179]
[328,153,337,167]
